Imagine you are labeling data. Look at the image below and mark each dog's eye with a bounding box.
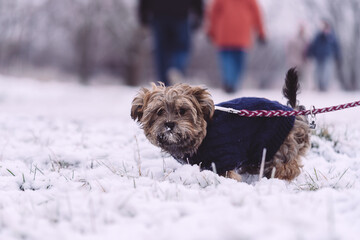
[179,108,186,116]
[157,109,164,116]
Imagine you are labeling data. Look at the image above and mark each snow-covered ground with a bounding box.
[0,75,359,240]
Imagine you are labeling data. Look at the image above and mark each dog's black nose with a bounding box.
[165,121,175,130]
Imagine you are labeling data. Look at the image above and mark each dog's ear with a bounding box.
[189,86,215,121]
[131,87,150,122]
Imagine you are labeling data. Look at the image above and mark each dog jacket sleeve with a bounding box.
[186,97,295,175]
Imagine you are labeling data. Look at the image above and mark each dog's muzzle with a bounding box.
[157,129,179,146]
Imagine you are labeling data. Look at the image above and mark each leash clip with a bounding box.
[309,105,317,129]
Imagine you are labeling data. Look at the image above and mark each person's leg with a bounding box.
[170,19,191,76]
[316,60,327,91]
[152,20,171,85]
[171,51,189,74]
[322,59,332,90]
[219,49,237,93]
[234,49,247,89]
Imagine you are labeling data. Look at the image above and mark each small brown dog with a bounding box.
[131,68,310,181]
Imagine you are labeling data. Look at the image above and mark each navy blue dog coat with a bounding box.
[175,97,295,175]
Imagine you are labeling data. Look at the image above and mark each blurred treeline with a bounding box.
[0,0,359,90]
[0,0,142,85]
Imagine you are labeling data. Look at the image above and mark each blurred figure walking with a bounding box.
[138,0,203,85]
[307,20,341,91]
[286,24,310,88]
[287,24,308,74]
[207,0,266,93]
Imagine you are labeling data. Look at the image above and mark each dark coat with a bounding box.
[175,98,295,175]
[138,0,203,27]
[307,32,340,63]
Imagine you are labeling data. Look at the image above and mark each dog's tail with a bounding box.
[282,68,300,108]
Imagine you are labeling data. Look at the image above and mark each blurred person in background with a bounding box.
[207,0,266,93]
[286,23,311,89]
[287,24,308,76]
[138,0,203,85]
[307,19,341,92]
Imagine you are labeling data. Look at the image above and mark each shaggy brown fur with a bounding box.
[131,70,310,182]
[267,116,310,180]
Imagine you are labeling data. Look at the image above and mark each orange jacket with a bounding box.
[207,0,266,48]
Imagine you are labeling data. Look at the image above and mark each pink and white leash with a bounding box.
[215,100,360,118]
[215,100,360,129]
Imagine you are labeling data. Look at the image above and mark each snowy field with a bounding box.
[0,75,360,240]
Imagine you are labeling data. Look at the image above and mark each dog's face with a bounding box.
[131,83,214,159]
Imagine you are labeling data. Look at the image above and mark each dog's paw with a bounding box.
[226,170,242,182]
